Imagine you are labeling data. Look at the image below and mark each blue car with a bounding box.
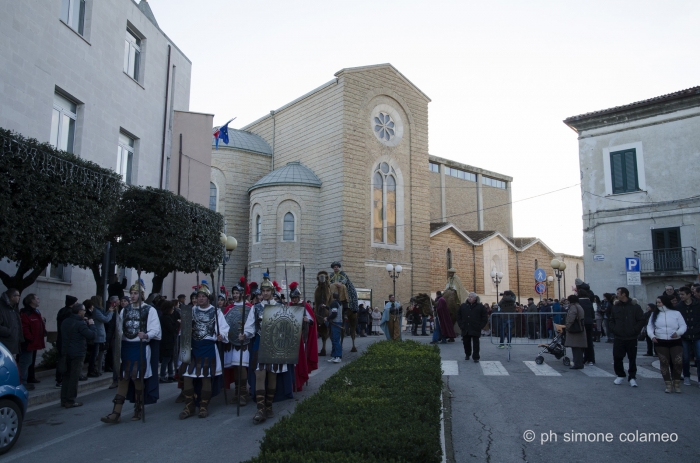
[0,342,28,455]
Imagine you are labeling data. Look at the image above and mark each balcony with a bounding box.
[634,247,698,275]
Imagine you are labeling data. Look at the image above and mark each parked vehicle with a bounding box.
[0,342,28,455]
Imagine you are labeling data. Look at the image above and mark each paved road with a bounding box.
[6,334,384,463]
[438,335,697,463]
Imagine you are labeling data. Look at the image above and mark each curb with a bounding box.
[28,368,114,407]
[442,379,456,463]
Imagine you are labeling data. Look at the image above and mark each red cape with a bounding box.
[436,297,456,338]
[295,303,318,391]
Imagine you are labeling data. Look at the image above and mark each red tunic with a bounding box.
[294,303,318,391]
[436,297,456,339]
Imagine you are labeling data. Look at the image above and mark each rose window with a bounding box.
[373,112,395,141]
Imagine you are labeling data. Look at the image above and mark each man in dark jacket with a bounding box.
[60,303,96,407]
[458,293,488,363]
[676,286,700,386]
[576,280,596,365]
[609,287,645,387]
[107,275,128,299]
[55,295,78,388]
[496,291,516,347]
[0,288,22,356]
[526,298,538,339]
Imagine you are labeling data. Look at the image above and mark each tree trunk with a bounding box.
[90,261,104,298]
[152,271,170,294]
[0,260,50,295]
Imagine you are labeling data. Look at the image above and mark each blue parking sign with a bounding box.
[625,258,640,272]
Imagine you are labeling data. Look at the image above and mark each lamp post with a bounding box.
[547,275,554,299]
[385,263,403,339]
[550,259,567,300]
[219,232,238,292]
[490,269,504,297]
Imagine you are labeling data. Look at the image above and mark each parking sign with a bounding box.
[625,258,640,272]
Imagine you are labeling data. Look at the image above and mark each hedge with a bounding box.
[245,340,443,463]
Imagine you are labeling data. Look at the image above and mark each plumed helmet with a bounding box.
[260,273,274,291]
[249,281,260,296]
[196,281,211,296]
[129,280,145,294]
[289,281,301,299]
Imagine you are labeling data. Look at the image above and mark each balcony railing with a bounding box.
[634,247,698,274]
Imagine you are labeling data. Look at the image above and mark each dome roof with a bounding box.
[212,128,272,155]
[248,162,322,193]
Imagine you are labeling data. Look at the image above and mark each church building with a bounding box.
[211,64,582,305]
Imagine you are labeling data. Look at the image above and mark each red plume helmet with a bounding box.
[289,281,299,291]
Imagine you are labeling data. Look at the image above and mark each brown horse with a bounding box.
[315,271,358,353]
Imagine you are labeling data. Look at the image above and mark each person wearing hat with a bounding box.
[100,281,161,423]
[444,268,468,306]
[177,281,229,420]
[223,280,252,406]
[240,273,293,424]
[55,295,78,389]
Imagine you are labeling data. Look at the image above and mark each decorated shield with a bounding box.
[258,304,305,365]
[226,304,251,346]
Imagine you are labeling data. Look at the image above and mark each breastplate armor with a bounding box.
[192,306,216,341]
[123,305,150,339]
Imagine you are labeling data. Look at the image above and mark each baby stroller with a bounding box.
[535,324,571,366]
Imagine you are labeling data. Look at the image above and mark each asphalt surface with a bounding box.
[439,335,697,463]
[6,334,383,463]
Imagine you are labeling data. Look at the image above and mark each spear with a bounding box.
[137,268,145,423]
[237,267,248,417]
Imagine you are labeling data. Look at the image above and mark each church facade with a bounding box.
[211,64,582,305]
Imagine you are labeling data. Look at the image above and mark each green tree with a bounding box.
[0,128,122,294]
[113,186,223,293]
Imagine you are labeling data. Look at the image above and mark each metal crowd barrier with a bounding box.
[488,312,567,361]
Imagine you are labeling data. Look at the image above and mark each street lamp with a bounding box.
[547,275,554,299]
[490,269,504,296]
[386,263,403,339]
[218,232,237,293]
[550,259,566,300]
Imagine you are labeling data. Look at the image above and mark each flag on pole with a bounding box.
[213,118,236,149]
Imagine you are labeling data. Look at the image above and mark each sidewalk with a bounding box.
[27,366,113,407]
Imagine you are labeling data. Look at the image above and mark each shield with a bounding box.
[179,305,193,365]
[226,305,250,346]
[258,304,304,365]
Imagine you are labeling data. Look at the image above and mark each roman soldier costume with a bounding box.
[178,282,230,419]
[101,282,161,424]
[223,278,252,406]
[289,282,318,391]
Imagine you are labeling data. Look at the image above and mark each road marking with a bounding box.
[624,363,662,379]
[1,422,103,462]
[441,360,459,376]
[578,365,615,377]
[480,361,509,376]
[523,361,561,376]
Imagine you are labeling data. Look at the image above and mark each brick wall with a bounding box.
[444,174,479,230]
[482,185,511,236]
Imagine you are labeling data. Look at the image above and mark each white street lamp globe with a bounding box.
[547,276,554,282]
[385,263,394,272]
[395,265,403,274]
[219,232,228,245]
[225,236,238,251]
[550,259,560,269]
[497,272,503,279]
[490,270,496,278]
[559,262,567,271]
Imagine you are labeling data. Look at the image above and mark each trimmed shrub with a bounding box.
[246,340,443,463]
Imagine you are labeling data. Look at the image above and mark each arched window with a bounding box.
[446,248,452,271]
[372,162,397,244]
[283,212,295,241]
[255,215,262,243]
[209,182,217,211]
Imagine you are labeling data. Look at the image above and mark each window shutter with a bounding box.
[610,152,624,193]
[668,229,680,249]
[624,150,638,191]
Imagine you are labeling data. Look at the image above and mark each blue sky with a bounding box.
[148,0,700,255]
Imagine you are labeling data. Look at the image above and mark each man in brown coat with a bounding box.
[564,294,587,370]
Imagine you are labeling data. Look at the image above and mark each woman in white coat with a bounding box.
[648,294,687,393]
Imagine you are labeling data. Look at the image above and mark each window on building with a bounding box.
[610,148,639,194]
[446,248,452,272]
[482,176,506,189]
[50,92,77,153]
[283,212,295,241]
[124,28,141,81]
[372,162,397,244]
[45,263,71,282]
[445,166,476,181]
[255,215,262,243]
[209,182,217,211]
[652,227,682,272]
[117,132,134,185]
[60,0,85,35]
[429,162,439,173]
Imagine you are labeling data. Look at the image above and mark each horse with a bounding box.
[442,288,461,335]
[314,271,332,356]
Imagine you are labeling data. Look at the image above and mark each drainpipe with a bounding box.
[270,110,276,171]
[173,133,182,298]
[159,45,172,188]
[472,244,477,292]
[516,250,521,304]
